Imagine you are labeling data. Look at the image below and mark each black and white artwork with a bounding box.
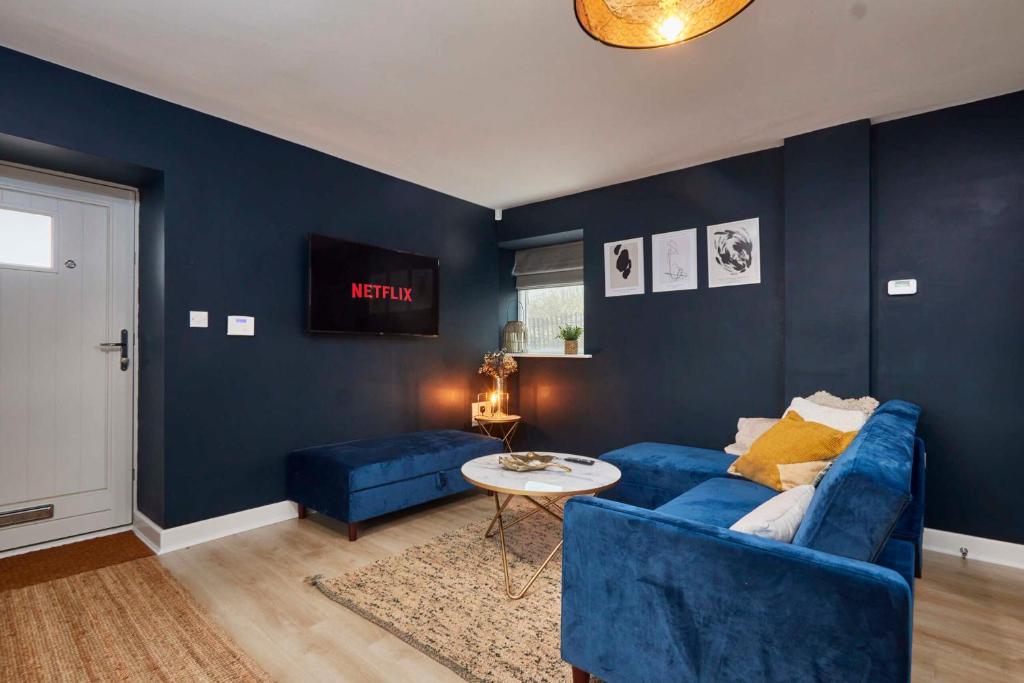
[604,237,645,297]
[652,228,697,293]
[707,218,761,288]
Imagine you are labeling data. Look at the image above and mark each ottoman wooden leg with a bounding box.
[348,522,359,542]
[297,504,307,519]
[571,666,590,683]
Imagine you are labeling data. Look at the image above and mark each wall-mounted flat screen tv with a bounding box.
[308,234,439,336]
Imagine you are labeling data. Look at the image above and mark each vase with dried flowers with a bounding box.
[478,349,518,415]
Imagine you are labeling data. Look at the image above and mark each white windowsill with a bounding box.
[510,352,592,359]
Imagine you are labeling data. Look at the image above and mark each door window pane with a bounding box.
[0,207,53,269]
[518,285,584,353]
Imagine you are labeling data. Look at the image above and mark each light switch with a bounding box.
[227,315,255,336]
[189,311,209,328]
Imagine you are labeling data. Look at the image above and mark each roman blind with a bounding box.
[512,241,583,289]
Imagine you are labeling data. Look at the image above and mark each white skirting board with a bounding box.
[131,511,163,554]
[923,527,1024,570]
[128,502,1024,568]
[132,501,299,555]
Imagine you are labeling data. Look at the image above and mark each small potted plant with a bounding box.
[557,325,583,355]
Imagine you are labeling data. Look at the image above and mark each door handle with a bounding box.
[100,328,130,371]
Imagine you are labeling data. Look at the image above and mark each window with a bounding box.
[518,285,584,353]
[0,207,54,270]
[513,241,584,353]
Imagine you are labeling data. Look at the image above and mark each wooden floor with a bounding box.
[160,493,1024,682]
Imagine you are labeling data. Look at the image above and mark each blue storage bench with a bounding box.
[286,429,502,540]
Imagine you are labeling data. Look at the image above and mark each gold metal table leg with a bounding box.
[524,495,565,522]
[484,494,563,538]
[491,491,564,600]
[476,420,519,452]
[484,493,516,537]
[499,421,519,452]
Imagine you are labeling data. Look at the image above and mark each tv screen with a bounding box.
[308,234,439,336]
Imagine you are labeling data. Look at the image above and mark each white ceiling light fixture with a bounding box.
[576,0,756,49]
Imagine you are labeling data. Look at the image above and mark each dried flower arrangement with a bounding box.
[478,349,519,379]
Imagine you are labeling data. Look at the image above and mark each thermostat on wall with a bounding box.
[227,315,255,336]
[887,279,917,296]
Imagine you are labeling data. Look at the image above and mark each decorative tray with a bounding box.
[498,452,572,473]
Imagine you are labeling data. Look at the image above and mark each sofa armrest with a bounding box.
[561,497,912,683]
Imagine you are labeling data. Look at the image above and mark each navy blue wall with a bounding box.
[497,150,786,455]
[784,121,871,400]
[872,92,1024,544]
[500,91,1024,545]
[4,43,1021,543]
[0,47,497,527]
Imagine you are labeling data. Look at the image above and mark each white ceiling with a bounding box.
[2,1,1024,209]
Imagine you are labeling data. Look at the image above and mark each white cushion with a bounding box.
[785,397,867,433]
[724,417,780,456]
[729,485,816,542]
[805,390,878,417]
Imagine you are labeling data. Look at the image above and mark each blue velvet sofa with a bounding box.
[562,400,924,683]
[287,429,502,540]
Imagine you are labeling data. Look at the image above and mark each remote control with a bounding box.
[564,457,594,466]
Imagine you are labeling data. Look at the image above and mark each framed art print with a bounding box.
[604,237,645,297]
[652,228,698,293]
[707,217,761,288]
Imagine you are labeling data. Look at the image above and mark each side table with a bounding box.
[474,414,521,452]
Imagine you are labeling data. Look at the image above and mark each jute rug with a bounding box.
[312,501,568,683]
[0,531,153,592]
[0,555,272,682]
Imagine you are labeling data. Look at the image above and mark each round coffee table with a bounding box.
[461,452,621,599]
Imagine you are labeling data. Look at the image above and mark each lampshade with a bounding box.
[575,0,755,49]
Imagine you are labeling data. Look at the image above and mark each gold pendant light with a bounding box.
[575,0,755,49]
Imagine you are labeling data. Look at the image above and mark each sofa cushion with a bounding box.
[777,459,834,490]
[724,417,779,456]
[804,390,878,417]
[729,411,858,491]
[730,485,815,542]
[599,443,738,508]
[289,429,502,492]
[784,396,869,432]
[655,478,776,528]
[792,400,920,562]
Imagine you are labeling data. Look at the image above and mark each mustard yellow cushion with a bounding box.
[729,412,858,491]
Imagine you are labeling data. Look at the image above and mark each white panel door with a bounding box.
[0,164,135,552]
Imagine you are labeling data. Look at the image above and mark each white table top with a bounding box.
[461,452,621,496]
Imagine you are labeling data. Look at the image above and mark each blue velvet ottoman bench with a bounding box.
[286,429,502,540]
